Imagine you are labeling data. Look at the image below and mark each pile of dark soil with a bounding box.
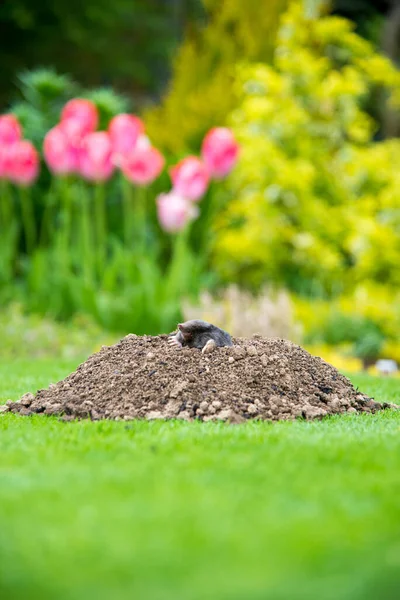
[3,335,396,422]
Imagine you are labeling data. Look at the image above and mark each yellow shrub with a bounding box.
[214,1,400,296]
[145,0,288,153]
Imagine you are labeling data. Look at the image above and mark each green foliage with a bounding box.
[10,68,128,148]
[10,69,75,148]
[215,2,400,299]
[146,0,288,154]
[332,0,387,46]
[0,176,205,334]
[354,329,385,362]
[306,312,385,362]
[17,69,78,115]
[84,88,129,130]
[308,313,381,347]
[0,0,203,108]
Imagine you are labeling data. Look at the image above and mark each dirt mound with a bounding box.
[3,335,396,422]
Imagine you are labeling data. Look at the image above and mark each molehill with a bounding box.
[2,335,396,422]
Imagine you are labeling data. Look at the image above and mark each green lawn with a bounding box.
[0,359,400,600]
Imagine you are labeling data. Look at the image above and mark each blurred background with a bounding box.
[1,0,400,374]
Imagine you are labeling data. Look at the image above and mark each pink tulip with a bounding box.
[8,140,40,186]
[43,124,81,175]
[135,134,151,151]
[201,127,239,179]
[169,156,210,202]
[109,114,145,161]
[79,131,114,182]
[61,98,98,136]
[59,118,88,145]
[120,144,164,186]
[0,114,22,146]
[157,191,199,233]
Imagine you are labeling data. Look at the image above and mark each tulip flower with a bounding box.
[43,124,81,175]
[8,140,40,186]
[79,131,115,182]
[120,144,164,186]
[157,191,199,233]
[169,156,210,202]
[0,114,21,146]
[61,98,98,136]
[201,127,239,179]
[109,114,145,162]
[135,134,151,151]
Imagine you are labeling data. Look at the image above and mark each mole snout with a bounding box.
[168,320,233,353]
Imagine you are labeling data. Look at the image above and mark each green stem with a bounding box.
[121,175,134,248]
[39,179,56,248]
[200,184,216,264]
[59,177,72,275]
[94,183,107,277]
[79,181,94,283]
[19,186,36,255]
[0,180,12,226]
[166,224,191,296]
[134,185,147,257]
[0,181,18,284]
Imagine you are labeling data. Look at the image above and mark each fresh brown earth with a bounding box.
[3,335,396,422]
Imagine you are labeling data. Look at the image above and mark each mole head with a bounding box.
[177,323,193,342]
[178,320,212,341]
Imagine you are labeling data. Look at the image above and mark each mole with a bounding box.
[168,320,233,354]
